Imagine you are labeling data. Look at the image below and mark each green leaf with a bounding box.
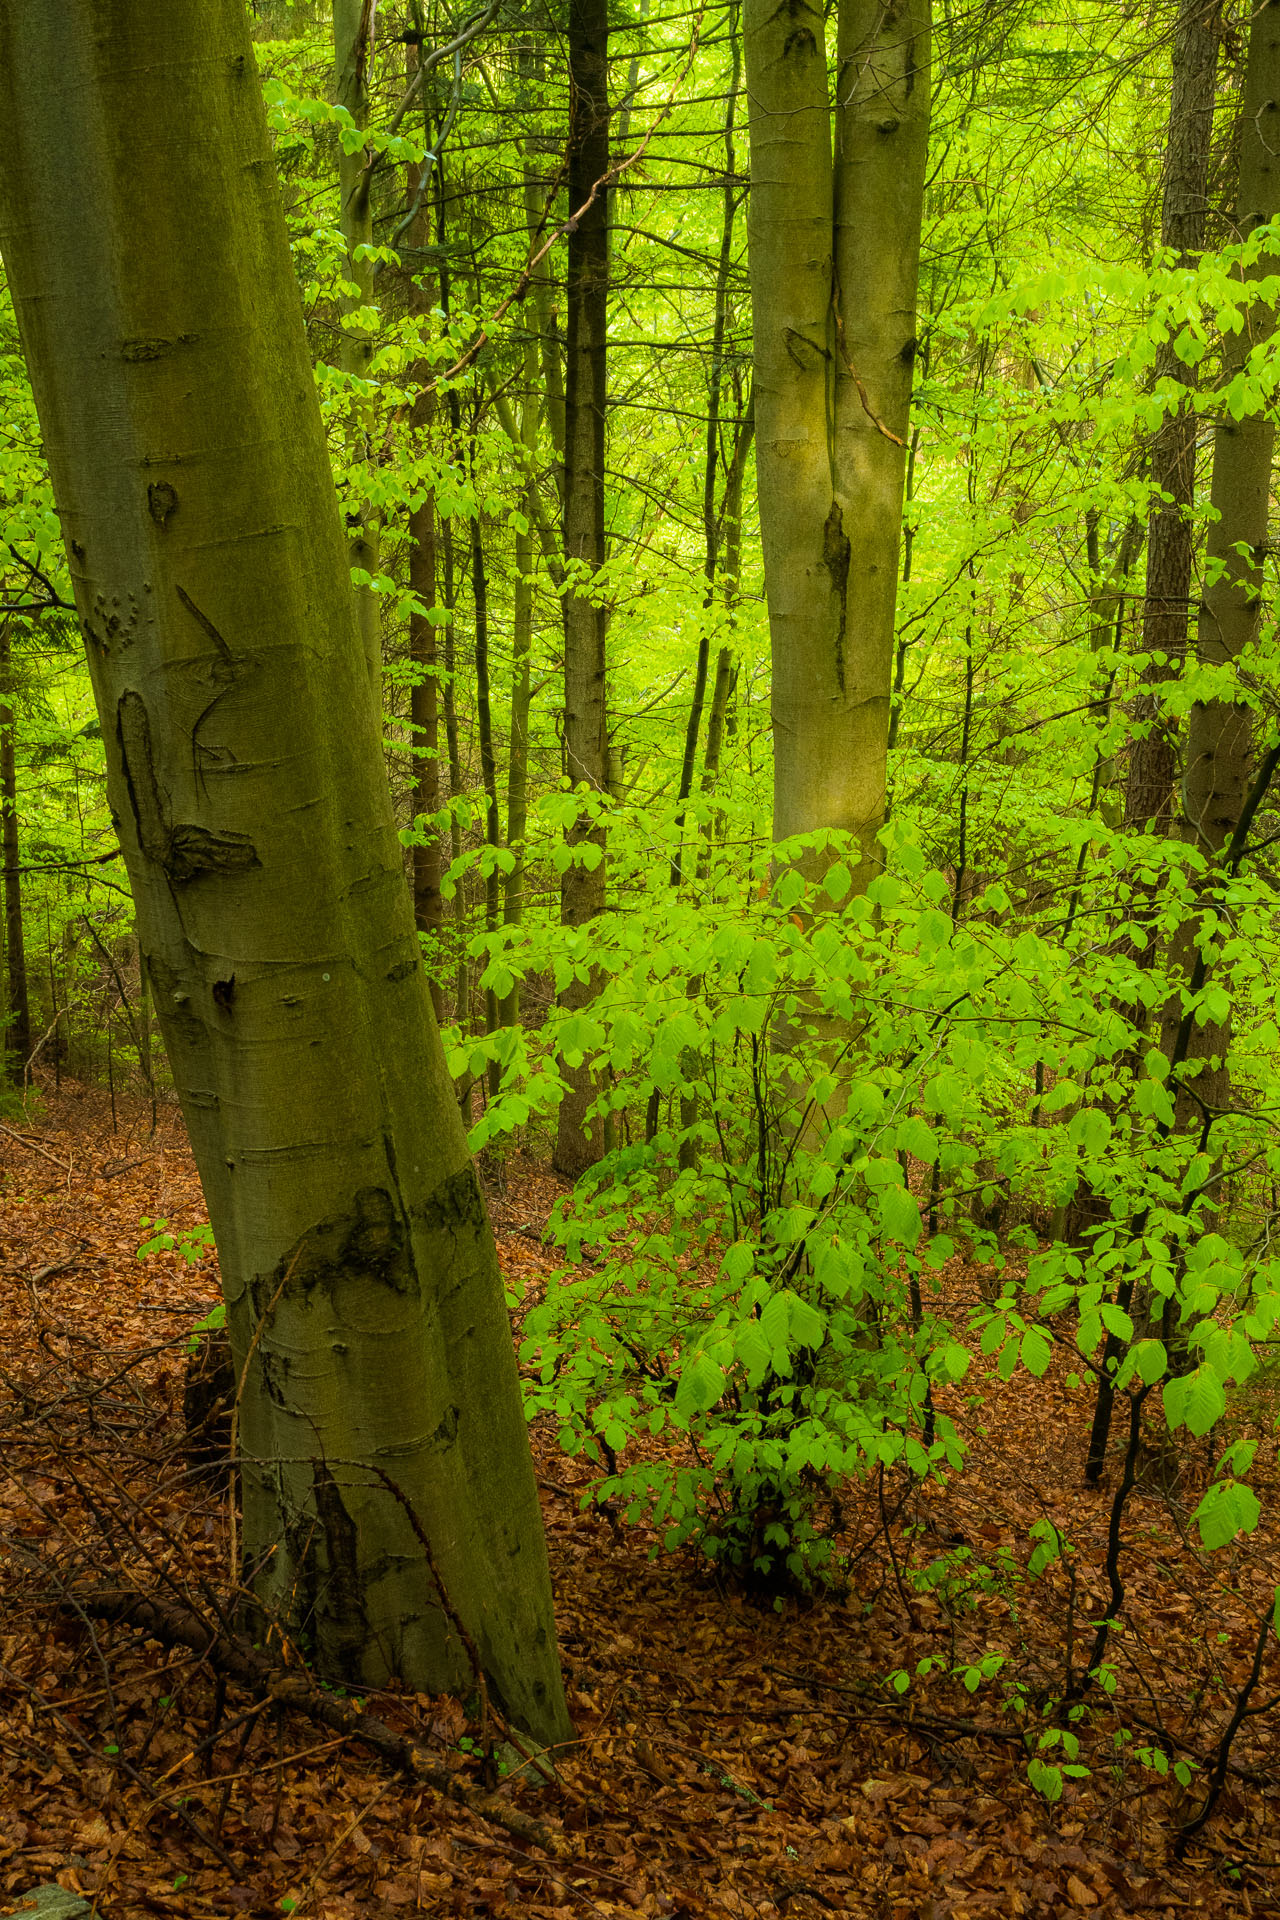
[1127,1339,1168,1386]
[1099,1303,1134,1341]
[880,1183,922,1250]
[1028,1758,1063,1802]
[897,1116,939,1165]
[675,1349,726,1416]
[941,1341,971,1383]
[775,868,805,911]
[1020,1326,1052,1377]
[1165,1366,1226,1438]
[759,1291,790,1352]
[736,1320,773,1388]
[722,1241,756,1283]
[1193,1478,1261,1550]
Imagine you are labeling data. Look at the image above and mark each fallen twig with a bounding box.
[0,1121,72,1172]
[67,1588,559,1853]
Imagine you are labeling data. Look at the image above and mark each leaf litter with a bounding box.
[1,1081,1278,1920]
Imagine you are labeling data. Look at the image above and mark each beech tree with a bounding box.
[0,0,571,1745]
[744,0,931,880]
[1124,0,1220,835]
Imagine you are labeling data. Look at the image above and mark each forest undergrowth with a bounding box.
[1,1083,1279,1920]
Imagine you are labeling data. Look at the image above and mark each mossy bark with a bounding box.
[0,0,570,1746]
[745,0,930,884]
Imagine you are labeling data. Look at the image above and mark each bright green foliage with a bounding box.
[5,0,1280,1780]
[447,792,1280,1586]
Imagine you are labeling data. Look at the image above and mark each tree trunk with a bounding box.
[554,0,611,1179]
[672,20,744,890]
[1124,0,1221,832]
[0,623,31,1084]
[470,474,502,1087]
[333,0,383,701]
[0,0,569,1745]
[1177,0,1280,1106]
[698,425,749,878]
[408,466,444,978]
[502,343,540,1034]
[745,0,930,885]
[406,46,445,1010]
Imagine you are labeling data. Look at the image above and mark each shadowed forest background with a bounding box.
[3,1,1280,1914]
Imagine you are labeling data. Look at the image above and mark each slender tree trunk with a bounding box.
[0,623,31,1083]
[333,0,383,701]
[887,422,922,762]
[443,515,468,1044]
[745,0,930,885]
[408,471,444,978]
[1124,0,1221,832]
[698,429,749,879]
[521,33,566,487]
[555,0,611,1179]
[470,470,502,1085]
[0,0,569,1743]
[672,23,744,888]
[406,47,445,1012]
[502,345,539,1034]
[433,162,469,1048]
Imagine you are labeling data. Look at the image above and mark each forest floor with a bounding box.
[1,1082,1278,1920]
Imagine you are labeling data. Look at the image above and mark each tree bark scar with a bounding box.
[282,1458,373,1679]
[176,584,236,677]
[823,501,851,696]
[309,1459,370,1672]
[775,0,821,58]
[121,334,196,361]
[117,690,172,867]
[177,585,254,796]
[117,689,260,884]
[259,1186,417,1306]
[784,326,831,370]
[412,1164,486,1238]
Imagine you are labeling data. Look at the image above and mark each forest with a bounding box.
[2,0,1280,1913]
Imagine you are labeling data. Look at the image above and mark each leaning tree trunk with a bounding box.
[745,0,930,887]
[554,0,611,1179]
[0,0,570,1747]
